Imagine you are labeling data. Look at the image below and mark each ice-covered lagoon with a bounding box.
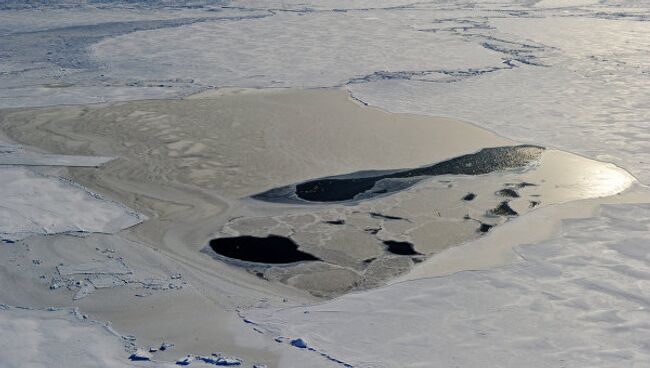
[1,0,650,367]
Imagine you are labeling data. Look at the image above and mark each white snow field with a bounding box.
[0,305,175,368]
[0,166,143,241]
[245,203,650,367]
[1,0,650,367]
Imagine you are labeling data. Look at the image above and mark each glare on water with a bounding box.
[525,150,635,202]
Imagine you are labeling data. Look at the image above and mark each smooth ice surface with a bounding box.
[91,10,503,89]
[0,144,113,166]
[0,305,172,368]
[0,167,144,241]
[245,204,650,367]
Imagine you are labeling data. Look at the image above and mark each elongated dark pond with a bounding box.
[254,145,544,203]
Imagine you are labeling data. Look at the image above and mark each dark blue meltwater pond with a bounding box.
[209,235,321,264]
[253,145,545,203]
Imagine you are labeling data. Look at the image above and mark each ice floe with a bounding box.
[244,204,650,367]
[0,167,144,241]
[0,305,172,368]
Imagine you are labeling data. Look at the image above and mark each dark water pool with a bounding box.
[254,145,544,203]
[383,240,421,256]
[209,235,320,264]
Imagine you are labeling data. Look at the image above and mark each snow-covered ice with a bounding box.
[0,305,172,368]
[0,167,144,241]
[245,203,650,367]
[129,348,153,361]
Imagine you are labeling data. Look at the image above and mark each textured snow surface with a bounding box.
[0,305,167,368]
[85,1,650,184]
[91,11,503,88]
[348,15,650,184]
[245,203,650,367]
[0,167,144,241]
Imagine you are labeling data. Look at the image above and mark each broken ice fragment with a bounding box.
[488,201,519,217]
[176,355,193,365]
[129,348,153,361]
[290,338,308,349]
[73,282,96,300]
[197,355,242,366]
[496,188,520,198]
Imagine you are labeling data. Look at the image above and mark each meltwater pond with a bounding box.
[209,235,321,264]
[254,145,544,203]
[211,148,635,297]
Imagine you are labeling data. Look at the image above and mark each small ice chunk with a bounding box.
[176,355,194,365]
[129,348,153,361]
[197,355,242,366]
[49,279,66,290]
[216,357,241,366]
[73,282,96,300]
[142,278,168,290]
[160,342,174,351]
[197,356,220,364]
[290,338,308,349]
[149,347,158,353]
[89,275,126,289]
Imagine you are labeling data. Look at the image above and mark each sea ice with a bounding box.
[57,259,131,276]
[244,204,650,367]
[0,167,144,241]
[129,348,153,361]
[176,355,193,365]
[0,305,164,368]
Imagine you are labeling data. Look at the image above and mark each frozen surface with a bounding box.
[348,15,650,184]
[0,144,113,166]
[0,305,172,368]
[244,203,650,367]
[0,5,269,107]
[2,1,650,367]
[83,1,650,185]
[91,11,503,89]
[0,167,144,241]
[57,259,131,276]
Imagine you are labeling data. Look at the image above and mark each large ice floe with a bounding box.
[0,166,143,242]
[0,305,175,368]
[244,203,650,367]
[0,141,143,241]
